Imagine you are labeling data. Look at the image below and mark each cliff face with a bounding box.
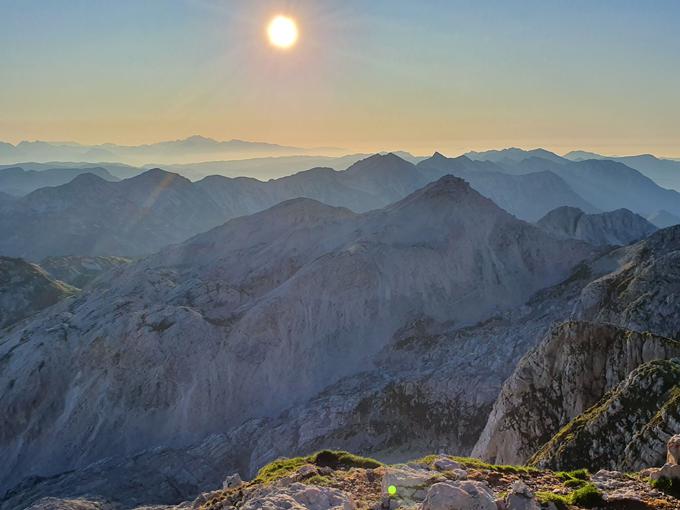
[530,359,680,471]
[474,226,680,468]
[472,321,680,465]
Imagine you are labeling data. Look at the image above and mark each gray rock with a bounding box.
[222,473,242,489]
[505,481,539,510]
[667,434,680,464]
[420,481,496,510]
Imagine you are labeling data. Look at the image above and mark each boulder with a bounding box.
[667,434,680,464]
[650,463,680,482]
[421,481,496,510]
[222,473,243,489]
[382,466,444,504]
[433,458,463,472]
[505,481,539,510]
[240,482,355,510]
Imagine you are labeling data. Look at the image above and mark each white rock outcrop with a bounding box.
[420,481,496,510]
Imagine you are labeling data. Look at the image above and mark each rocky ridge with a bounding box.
[536,206,657,246]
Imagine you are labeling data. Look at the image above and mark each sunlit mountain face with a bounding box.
[2,2,680,509]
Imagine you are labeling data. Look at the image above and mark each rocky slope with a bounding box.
[0,251,614,509]
[0,257,77,329]
[531,359,680,471]
[12,451,680,510]
[0,176,595,496]
[536,206,657,245]
[473,226,680,468]
[574,226,680,339]
[472,321,680,465]
[39,256,132,287]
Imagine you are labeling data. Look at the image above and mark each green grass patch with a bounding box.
[564,478,587,488]
[536,483,603,509]
[535,491,570,507]
[254,450,382,484]
[651,476,680,498]
[562,468,589,480]
[254,456,310,484]
[450,456,540,474]
[569,483,605,507]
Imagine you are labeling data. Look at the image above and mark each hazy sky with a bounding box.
[1,0,679,156]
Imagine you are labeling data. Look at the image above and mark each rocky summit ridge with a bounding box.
[13,448,680,509]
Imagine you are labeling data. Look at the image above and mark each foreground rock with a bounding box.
[18,451,680,510]
[473,321,680,466]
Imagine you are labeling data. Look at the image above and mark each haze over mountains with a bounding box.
[0,136,346,166]
[3,144,680,509]
[2,148,680,261]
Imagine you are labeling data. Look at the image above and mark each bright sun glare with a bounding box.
[267,15,298,49]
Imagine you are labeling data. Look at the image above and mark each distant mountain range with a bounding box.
[0,136,346,165]
[3,150,680,260]
[563,150,680,192]
[0,166,119,196]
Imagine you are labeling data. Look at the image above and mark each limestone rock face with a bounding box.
[667,434,680,464]
[420,481,496,510]
[575,226,680,339]
[529,359,680,471]
[0,256,77,329]
[536,206,657,246]
[472,322,680,465]
[475,226,680,467]
[0,177,595,495]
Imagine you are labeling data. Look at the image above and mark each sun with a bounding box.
[267,15,298,49]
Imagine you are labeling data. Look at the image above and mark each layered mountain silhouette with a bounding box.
[9,151,676,260]
[0,166,118,196]
[565,150,680,192]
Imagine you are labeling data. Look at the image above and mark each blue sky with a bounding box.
[1,0,679,155]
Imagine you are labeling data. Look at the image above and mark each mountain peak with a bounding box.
[126,168,190,186]
[389,174,483,212]
[68,172,109,186]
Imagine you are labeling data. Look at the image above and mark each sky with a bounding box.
[1,0,679,157]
